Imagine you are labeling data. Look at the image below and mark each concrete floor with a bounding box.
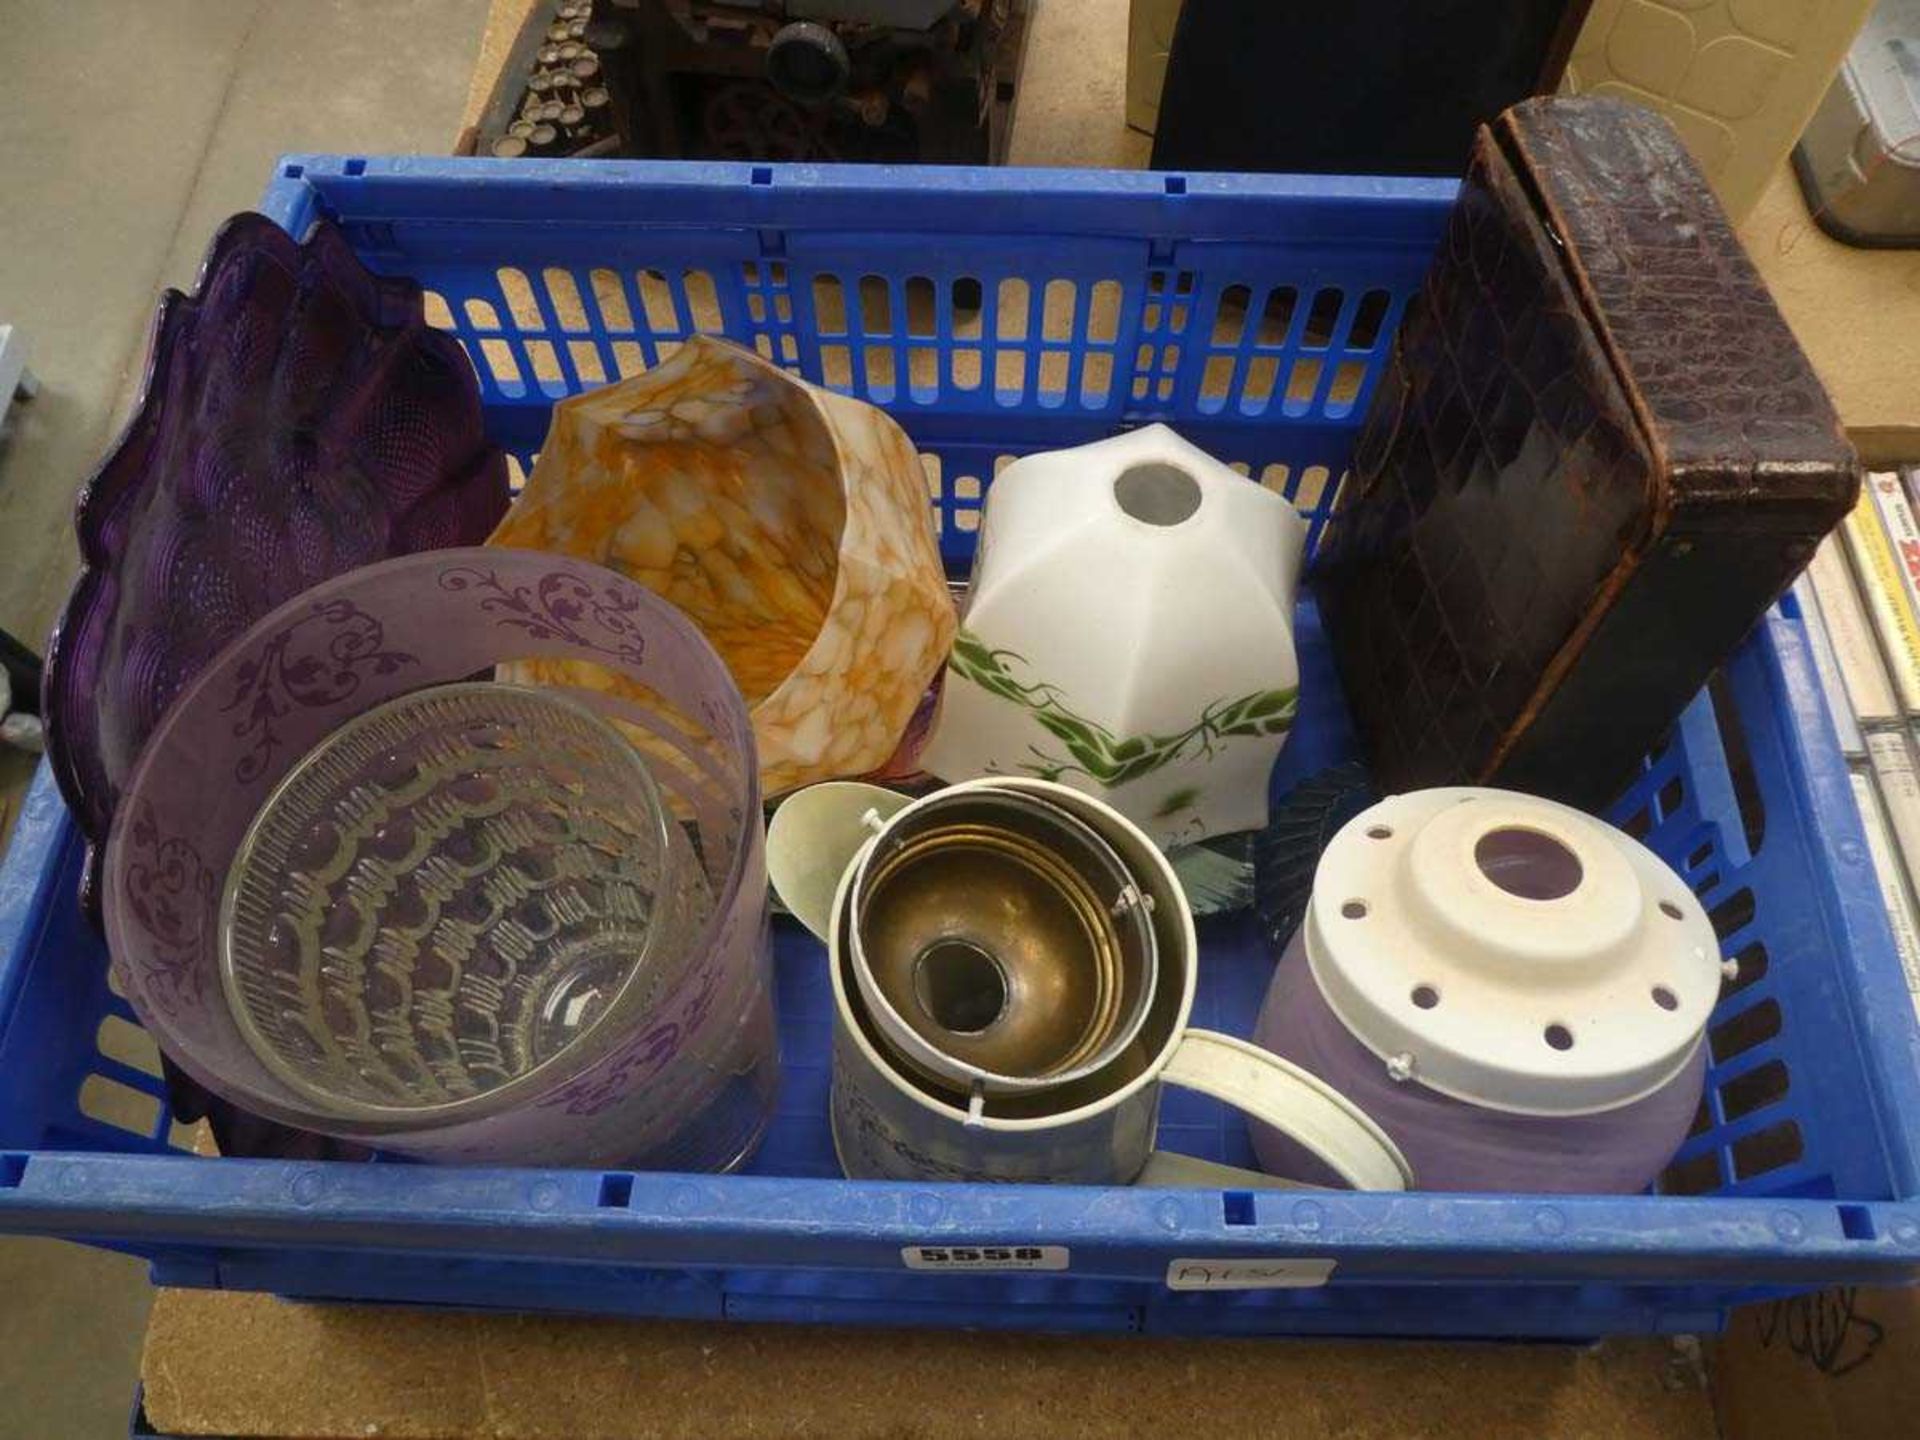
[0,2,485,1434]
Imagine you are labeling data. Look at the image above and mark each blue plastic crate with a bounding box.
[5,156,1920,1341]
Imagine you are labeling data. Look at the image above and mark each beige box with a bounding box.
[1565,0,1873,221]
[1127,0,1183,134]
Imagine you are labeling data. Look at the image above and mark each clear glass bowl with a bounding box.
[221,682,707,1119]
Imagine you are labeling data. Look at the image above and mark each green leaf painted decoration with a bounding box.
[944,627,1296,791]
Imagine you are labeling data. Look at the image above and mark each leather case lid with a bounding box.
[1499,97,1856,507]
[1318,95,1859,808]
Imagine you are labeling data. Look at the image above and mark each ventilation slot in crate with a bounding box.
[425,264,728,403]
[63,1009,195,1154]
[807,271,1129,411]
[1196,283,1392,421]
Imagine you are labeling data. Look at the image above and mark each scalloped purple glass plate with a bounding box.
[45,212,510,917]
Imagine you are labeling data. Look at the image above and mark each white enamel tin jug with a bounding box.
[768,778,1409,1188]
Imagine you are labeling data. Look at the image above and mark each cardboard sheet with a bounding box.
[1713,1285,1920,1440]
[141,1287,1714,1440]
[1739,167,1920,465]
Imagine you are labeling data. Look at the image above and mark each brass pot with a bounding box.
[848,788,1158,1099]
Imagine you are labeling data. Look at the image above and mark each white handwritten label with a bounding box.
[1165,1258,1336,1290]
[902,1244,1070,1272]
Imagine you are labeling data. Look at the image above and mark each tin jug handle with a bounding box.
[1135,1150,1318,1190]
[767,782,912,941]
[1161,1029,1413,1192]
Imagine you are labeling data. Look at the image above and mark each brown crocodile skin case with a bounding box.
[1316,96,1859,810]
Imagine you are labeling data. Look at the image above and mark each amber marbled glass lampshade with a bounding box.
[490,335,955,795]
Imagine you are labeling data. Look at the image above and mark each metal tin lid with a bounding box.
[1305,788,1724,1117]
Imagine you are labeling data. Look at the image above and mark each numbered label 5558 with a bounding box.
[902,1244,1070,1272]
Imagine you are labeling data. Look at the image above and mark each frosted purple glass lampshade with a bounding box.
[1250,788,1723,1194]
[104,548,776,1169]
[1252,928,1710,1193]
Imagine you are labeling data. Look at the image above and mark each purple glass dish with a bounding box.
[44,211,510,916]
